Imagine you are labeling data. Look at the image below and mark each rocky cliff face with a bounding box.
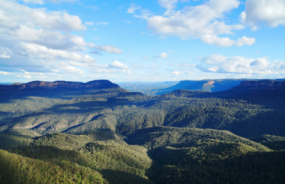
[0,80,119,90]
[232,80,285,91]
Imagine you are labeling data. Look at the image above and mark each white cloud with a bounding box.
[21,0,78,4]
[109,61,128,69]
[158,0,178,15]
[21,43,94,63]
[89,44,122,54]
[87,62,132,75]
[70,35,87,46]
[58,62,84,74]
[201,35,236,47]
[241,0,285,29]
[250,58,269,67]
[128,4,141,14]
[236,36,256,47]
[197,54,285,75]
[96,22,108,26]
[130,0,254,47]
[0,1,86,32]
[21,0,44,4]
[2,25,87,50]
[69,61,89,67]
[0,71,11,75]
[0,47,12,58]
[172,70,182,75]
[0,0,104,78]
[16,69,47,79]
[154,52,168,58]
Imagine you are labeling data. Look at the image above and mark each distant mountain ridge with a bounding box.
[0,80,119,90]
[155,79,285,95]
[231,80,285,91]
[155,79,244,95]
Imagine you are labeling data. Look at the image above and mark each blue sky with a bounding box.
[1,0,285,83]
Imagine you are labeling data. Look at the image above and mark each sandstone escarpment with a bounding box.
[231,80,285,91]
[0,80,119,90]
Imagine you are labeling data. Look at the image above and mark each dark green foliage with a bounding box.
[148,147,285,184]
[4,132,155,184]
[126,126,269,151]
[126,126,285,184]
[0,149,107,184]
[0,130,39,150]
[1,80,285,138]
[1,80,285,183]
[250,134,285,150]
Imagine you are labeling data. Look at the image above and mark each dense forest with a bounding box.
[0,79,285,183]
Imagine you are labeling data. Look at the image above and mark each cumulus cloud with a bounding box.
[16,69,47,79]
[236,36,256,47]
[241,0,285,29]
[0,0,108,80]
[172,70,182,75]
[21,43,94,63]
[87,61,132,75]
[21,0,44,4]
[0,47,12,59]
[197,54,285,75]
[0,1,86,32]
[130,0,254,47]
[58,62,84,74]
[69,61,89,67]
[127,4,141,14]
[158,0,178,15]
[171,70,194,75]
[21,0,78,4]
[88,43,122,54]
[109,61,128,69]
[0,71,11,75]
[154,52,168,58]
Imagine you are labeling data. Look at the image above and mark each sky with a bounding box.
[1,0,285,83]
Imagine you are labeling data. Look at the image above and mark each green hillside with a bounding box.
[1,81,285,138]
[2,131,155,184]
[1,125,285,184]
[126,126,284,184]
[0,149,107,184]
[1,80,285,183]
[126,126,269,151]
[250,134,285,150]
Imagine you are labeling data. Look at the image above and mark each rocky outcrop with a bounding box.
[0,80,119,90]
[155,79,243,95]
[232,80,285,91]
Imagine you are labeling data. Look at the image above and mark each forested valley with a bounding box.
[0,80,285,184]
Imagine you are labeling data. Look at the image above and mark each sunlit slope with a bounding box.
[6,131,155,184]
[0,149,107,184]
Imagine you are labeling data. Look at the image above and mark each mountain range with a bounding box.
[0,79,285,183]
